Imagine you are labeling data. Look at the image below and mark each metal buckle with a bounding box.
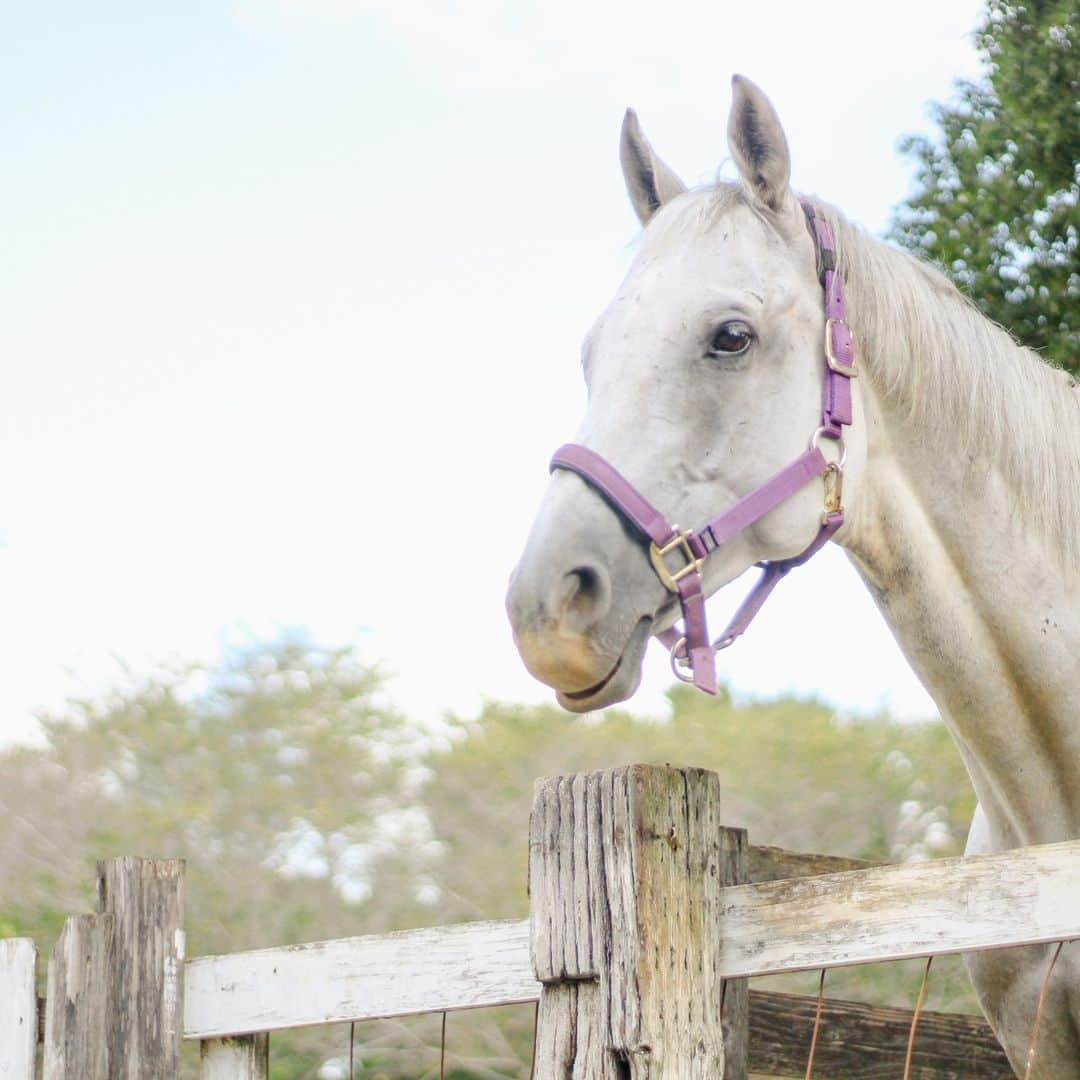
[825,317,857,377]
[649,529,704,594]
[822,462,844,523]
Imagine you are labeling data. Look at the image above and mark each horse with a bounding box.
[505,75,1080,1076]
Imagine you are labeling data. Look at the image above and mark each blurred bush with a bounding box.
[0,641,978,1077]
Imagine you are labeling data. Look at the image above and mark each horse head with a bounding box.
[506,77,866,711]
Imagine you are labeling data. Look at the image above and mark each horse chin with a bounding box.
[556,617,651,713]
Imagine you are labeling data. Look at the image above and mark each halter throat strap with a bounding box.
[550,199,855,695]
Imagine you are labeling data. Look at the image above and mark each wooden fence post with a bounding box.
[0,938,38,1079]
[42,857,185,1079]
[97,857,186,1078]
[43,914,112,1078]
[529,765,748,1078]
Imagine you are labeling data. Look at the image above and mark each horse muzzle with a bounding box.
[505,532,657,710]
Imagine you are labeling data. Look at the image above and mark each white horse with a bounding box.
[506,76,1080,1076]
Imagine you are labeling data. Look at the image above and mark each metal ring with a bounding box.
[810,427,847,468]
[668,638,696,683]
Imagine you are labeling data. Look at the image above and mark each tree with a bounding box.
[891,1,1079,370]
[421,685,981,1047]
[0,637,430,1078]
[0,644,982,1076]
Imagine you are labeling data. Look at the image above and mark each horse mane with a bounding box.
[649,182,1080,577]
[808,196,1080,577]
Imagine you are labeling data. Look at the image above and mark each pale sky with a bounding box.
[2,1,987,743]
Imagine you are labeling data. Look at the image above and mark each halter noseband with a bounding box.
[549,201,856,695]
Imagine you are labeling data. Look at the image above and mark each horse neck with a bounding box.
[835,232,1080,851]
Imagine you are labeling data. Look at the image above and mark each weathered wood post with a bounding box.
[43,915,112,1077]
[529,764,748,1077]
[43,857,185,1079]
[0,938,38,1079]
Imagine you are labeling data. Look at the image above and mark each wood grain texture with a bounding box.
[718,839,1080,978]
[530,765,745,1077]
[43,914,112,1079]
[533,981,609,1076]
[200,1034,269,1079]
[177,834,1080,1080]
[0,938,38,1080]
[97,857,186,1079]
[719,831,750,1079]
[182,839,1080,1038]
[184,919,537,1040]
[745,844,879,883]
[747,989,1013,1078]
[179,838,854,1043]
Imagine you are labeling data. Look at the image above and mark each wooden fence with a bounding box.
[4,763,1078,1077]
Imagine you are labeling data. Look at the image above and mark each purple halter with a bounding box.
[550,202,856,695]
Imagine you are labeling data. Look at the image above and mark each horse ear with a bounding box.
[620,108,687,226]
[726,75,791,212]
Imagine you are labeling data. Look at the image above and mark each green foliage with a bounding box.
[0,638,414,956]
[421,685,980,1044]
[0,642,981,1076]
[0,637,422,1078]
[891,0,1079,369]
[426,687,975,911]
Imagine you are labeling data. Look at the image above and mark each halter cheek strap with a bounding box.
[549,201,855,695]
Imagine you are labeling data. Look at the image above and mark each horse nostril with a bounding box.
[559,564,612,630]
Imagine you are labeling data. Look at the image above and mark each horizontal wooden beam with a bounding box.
[183,838,1080,1039]
[183,919,537,1040]
[747,990,1012,1078]
[745,843,879,882]
[718,837,1080,978]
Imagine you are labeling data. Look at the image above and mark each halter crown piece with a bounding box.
[549,201,856,694]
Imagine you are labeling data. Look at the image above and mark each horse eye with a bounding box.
[707,321,754,357]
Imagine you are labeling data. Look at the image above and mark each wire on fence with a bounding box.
[247,952,1020,1077]
[439,1011,447,1080]
[528,1000,539,1080]
[803,969,827,1080]
[1024,939,1066,1080]
[902,955,933,1080]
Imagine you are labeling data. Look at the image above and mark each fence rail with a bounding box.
[746,990,1013,1078]
[3,763,1073,1076]
[183,837,1080,1039]
[184,919,537,1039]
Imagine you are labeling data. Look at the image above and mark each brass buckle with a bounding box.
[825,317,857,377]
[649,529,703,594]
[822,462,844,524]
[825,462,842,511]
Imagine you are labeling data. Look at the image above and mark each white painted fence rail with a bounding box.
[184,919,537,1040]
[183,836,1080,1040]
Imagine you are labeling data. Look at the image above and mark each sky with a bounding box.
[2,0,987,744]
